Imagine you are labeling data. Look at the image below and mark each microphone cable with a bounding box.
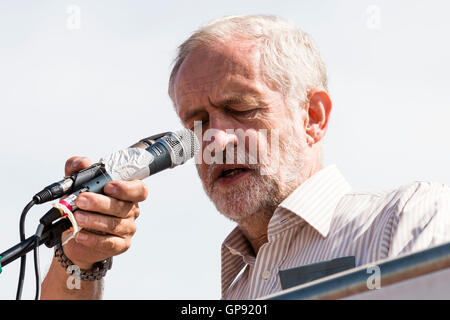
[16,199,36,300]
[33,223,45,300]
[16,199,47,300]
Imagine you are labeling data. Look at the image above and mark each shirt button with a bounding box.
[262,270,271,280]
[229,248,238,255]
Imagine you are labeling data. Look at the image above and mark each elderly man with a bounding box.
[41,15,450,300]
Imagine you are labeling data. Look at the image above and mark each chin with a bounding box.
[213,197,259,222]
[208,172,281,222]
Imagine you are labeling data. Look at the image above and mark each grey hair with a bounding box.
[168,15,328,109]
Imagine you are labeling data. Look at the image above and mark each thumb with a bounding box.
[64,156,92,176]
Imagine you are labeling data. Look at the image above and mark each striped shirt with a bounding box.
[221,165,450,299]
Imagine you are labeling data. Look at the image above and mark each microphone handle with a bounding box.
[39,171,112,226]
[71,163,106,192]
[61,171,113,213]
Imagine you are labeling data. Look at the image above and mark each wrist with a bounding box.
[71,260,94,271]
[54,243,113,281]
[41,258,103,300]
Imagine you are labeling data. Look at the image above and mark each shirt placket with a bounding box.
[248,240,276,299]
[248,218,304,299]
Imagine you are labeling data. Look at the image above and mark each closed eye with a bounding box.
[224,107,259,117]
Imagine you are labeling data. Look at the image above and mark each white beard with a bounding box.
[197,132,309,222]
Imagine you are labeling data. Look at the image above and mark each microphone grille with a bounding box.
[163,128,200,165]
[176,128,200,160]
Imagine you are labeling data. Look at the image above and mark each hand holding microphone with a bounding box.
[0,122,199,299]
[58,157,147,270]
[41,129,200,271]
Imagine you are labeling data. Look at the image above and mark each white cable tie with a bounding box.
[53,202,83,246]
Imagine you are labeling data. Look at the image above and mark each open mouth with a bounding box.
[216,167,251,184]
[221,168,247,178]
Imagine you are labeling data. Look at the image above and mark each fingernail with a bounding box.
[76,196,89,209]
[104,184,117,195]
[76,232,88,242]
[75,212,87,224]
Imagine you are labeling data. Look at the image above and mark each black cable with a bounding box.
[16,199,35,300]
[33,224,45,300]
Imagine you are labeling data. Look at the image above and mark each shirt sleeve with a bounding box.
[388,181,450,257]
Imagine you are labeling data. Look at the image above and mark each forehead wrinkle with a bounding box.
[175,41,266,117]
[175,41,260,95]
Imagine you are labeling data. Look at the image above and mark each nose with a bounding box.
[205,111,238,151]
[204,128,237,153]
[202,128,237,165]
[200,111,239,165]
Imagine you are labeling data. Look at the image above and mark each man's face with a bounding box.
[173,40,309,221]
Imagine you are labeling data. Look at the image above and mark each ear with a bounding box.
[304,88,332,146]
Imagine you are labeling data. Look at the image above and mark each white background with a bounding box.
[0,0,449,299]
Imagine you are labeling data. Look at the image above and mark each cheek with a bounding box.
[196,163,209,182]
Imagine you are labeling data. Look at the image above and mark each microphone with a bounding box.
[39,129,200,228]
[33,131,197,204]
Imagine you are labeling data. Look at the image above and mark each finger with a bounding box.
[74,230,131,255]
[74,210,137,237]
[76,192,135,218]
[65,156,92,176]
[103,180,148,203]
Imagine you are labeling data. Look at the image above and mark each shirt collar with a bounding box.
[220,164,352,297]
[222,226,256,264]
[277,164,352,237]
[221,226,252,297]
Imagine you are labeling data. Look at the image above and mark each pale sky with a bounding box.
[1,0,449,299]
